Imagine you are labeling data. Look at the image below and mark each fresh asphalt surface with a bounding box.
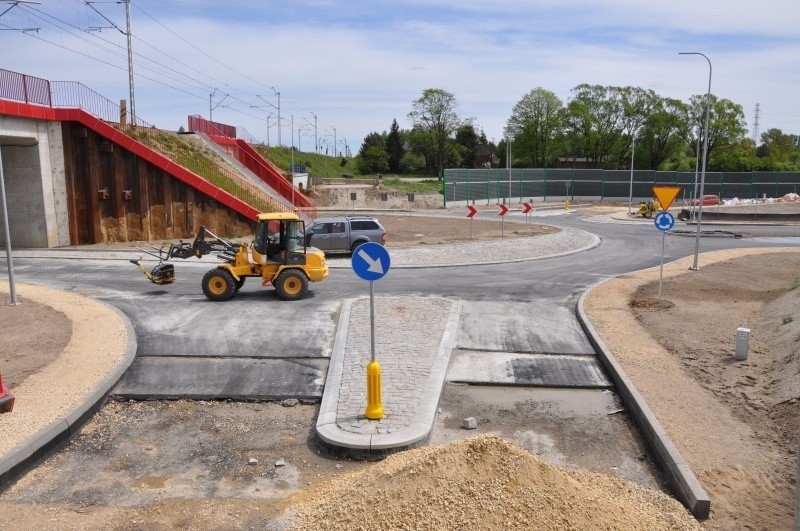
[5,209,800,401]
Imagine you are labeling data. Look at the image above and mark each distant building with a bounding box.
[556,157,594,169]
[475,144,494,167]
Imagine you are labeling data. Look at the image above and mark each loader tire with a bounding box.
[274,269,308,301]
[644,210,653,218]
[202,268,236,301]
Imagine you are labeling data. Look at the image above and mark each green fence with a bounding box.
[442,168,800,207]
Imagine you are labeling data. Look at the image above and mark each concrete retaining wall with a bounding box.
[0,116,69,248]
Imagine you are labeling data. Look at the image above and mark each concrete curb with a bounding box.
[322,229,601,270]
[0,304,137,487]
[316,299,462,452]
[576,285,711,520]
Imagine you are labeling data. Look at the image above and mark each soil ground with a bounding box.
[1,205,798,529]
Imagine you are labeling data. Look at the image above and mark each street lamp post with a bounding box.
[679,51,712,271]
[627,133,637,216]
[506,137,512,204]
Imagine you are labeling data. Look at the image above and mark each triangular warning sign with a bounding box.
[651,186,681,211]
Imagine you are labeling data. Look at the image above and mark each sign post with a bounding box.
[351,242,391,420]
[522,202,532,223]
[380,192,388,214]
[651,185,681,297]
[466,205,477,239]
[498,203,508,236]
[653,210,676,298]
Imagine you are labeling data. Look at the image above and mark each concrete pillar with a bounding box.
[0,116,68,248]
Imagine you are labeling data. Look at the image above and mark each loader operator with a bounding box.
[253,221,284,260]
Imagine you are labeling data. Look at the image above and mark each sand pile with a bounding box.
[286,435,699,530]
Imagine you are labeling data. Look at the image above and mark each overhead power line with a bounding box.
[4,0,339,138]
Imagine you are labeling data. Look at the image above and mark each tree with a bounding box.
[615,87,659,168]
[408,88,461,179]
[638,97,688,169]
[386,119,403,173]
[682,94,747,167]
[505,88,563,167]
[358,132,386,158]
[564,84,627,169]
[757,128,796,162]
[455,123,480,168]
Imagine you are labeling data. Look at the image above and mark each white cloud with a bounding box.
[0,0,798,148]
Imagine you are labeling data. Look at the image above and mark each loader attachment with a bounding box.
[130,258,176,285]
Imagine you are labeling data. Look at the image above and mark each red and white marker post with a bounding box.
[522,202,532,223]
[466,205,477,239]
[498,204,509,236]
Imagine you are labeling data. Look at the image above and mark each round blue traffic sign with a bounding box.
[654,211,675,232]
[351,242,391,281]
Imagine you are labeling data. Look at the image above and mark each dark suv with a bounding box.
[304,216,386,253]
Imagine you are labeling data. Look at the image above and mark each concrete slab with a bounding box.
[457,301,596,355]
[447,351,612,388]
[112,356,329,400]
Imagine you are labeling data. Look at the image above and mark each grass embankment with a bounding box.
[254,146,443,194]
[123,128,272,212]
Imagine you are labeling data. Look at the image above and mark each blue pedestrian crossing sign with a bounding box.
[654,211,675,232]
[351,242,391,281]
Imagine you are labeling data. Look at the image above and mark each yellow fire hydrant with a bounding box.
[365,360,384,419]
[565,199,570,210]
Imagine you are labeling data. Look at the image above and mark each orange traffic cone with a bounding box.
[0,370,14,413]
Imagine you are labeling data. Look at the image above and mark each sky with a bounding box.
[1,0,798,154]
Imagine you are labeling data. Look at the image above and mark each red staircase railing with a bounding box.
[187,115,317,218]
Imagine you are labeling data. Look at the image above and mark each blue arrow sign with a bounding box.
[654,211,675,232]
[351,241,391,281]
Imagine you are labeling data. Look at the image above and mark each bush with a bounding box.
[355,147,389,174]
[399,152,426,174]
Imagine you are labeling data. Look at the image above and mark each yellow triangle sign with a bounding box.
[651,186,681,211]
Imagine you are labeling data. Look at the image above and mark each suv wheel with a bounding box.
[351,241,366,254]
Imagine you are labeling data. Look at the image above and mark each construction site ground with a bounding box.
[0,200,798,529]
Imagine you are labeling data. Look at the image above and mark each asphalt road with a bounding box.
[6,211,798,395]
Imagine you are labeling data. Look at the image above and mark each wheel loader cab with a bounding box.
[253,216,307,265]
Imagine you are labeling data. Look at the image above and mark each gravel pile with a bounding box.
[287,435,699,530]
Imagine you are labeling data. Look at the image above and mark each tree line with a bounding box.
[355,86,800,177]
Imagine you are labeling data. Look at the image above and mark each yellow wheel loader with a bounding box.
[131,212,328,301]
[637,198,659,218]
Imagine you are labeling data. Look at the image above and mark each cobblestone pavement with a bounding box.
[335,296,454,436]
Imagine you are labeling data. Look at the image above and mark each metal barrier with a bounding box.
[0,68,51,106]
[443,168,800,206]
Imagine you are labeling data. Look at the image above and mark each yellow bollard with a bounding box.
[565,199,570,210]
[365,360,384,419]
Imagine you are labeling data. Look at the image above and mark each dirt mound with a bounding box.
[285,435,699,530]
